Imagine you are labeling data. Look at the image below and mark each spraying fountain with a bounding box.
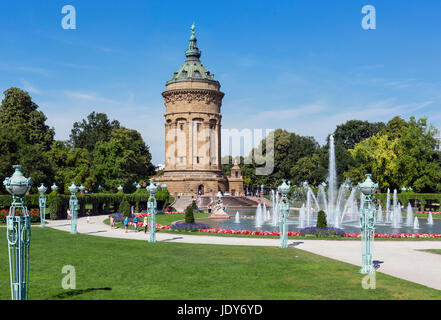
[405,203,414,226]
[255,203,263,228]
[428,212,434,225]
[235,211,240,224]
[413,216,420,229]
[377,204,383,222]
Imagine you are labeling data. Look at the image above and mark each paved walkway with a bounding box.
[46,215,441,291]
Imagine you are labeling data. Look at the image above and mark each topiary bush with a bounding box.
[120,199,131,218]
[185,204,195,224]
[48,193,63,220]
[316,210,327,229]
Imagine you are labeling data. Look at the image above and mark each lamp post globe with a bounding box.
[68,182,79,234]
[277,180,291,248]
[50,183,58,192]
[38,183,47,227]
[146,181,159,242]
[3,165,33,300]
[358,174,379,274]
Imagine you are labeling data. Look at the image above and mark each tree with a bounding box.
[46,141,96,193]
[290,153,326,186]
[333,120,385,150]
[0,87,54,151]
[345,117,441,192]
[244,129,321,187]
[92,127,155,191]
[70,112,120,152]
[0,127,54,194]
[120,199,131,218]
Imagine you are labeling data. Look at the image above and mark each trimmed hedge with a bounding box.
[375,192,441,211]
[0,189,173,220]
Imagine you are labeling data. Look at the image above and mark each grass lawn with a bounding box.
[0,227,440,300]
[424,249,441,255]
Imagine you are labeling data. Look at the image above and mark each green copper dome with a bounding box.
[167,24,219,86]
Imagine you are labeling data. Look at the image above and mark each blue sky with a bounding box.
[1,0,440,164]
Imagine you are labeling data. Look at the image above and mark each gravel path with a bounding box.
[46,215,441,291]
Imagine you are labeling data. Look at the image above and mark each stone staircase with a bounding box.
[171,196,194,212]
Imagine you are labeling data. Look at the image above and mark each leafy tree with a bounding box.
[333,120,385,150]
[92,127,155,192]
[70,112,120,152]
[244,129,320,187]
[46,141,96,193]
[0,127,54,193]
[290,153,326,186]
[345,117,441,192]
[120,199,131,218]
[0,87,54,150]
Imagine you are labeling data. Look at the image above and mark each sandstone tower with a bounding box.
[157,25,242,197]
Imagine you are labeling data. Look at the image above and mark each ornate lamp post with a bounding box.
[79,184,85,194]
[68,182,79,234]
[51,183,58,192]
[3,165,33,300]
[277,180,290,248]
[38,184,47,227]
[146,181,159,243]
[358,174,378,274]
[117,185,123,193]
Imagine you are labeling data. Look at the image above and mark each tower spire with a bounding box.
[185,23,201,60]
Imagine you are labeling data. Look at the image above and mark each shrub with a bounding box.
[316,210,327,229]
[120,200,131,218]
[185,204,195,224]
[48,194,63,220]
[170,222,210,232]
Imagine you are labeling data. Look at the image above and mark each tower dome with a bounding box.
[167,24,219,86]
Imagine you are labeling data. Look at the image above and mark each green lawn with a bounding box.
[0,227,440,300]
[425,249,441,255]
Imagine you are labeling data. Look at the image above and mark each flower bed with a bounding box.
[127,221,170,229]
[416,211,441,215]
[198,228,300,236]
[1,208,41,223]
[170,222,210,232]
[344,233,441,239]
[299,227,345,237]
